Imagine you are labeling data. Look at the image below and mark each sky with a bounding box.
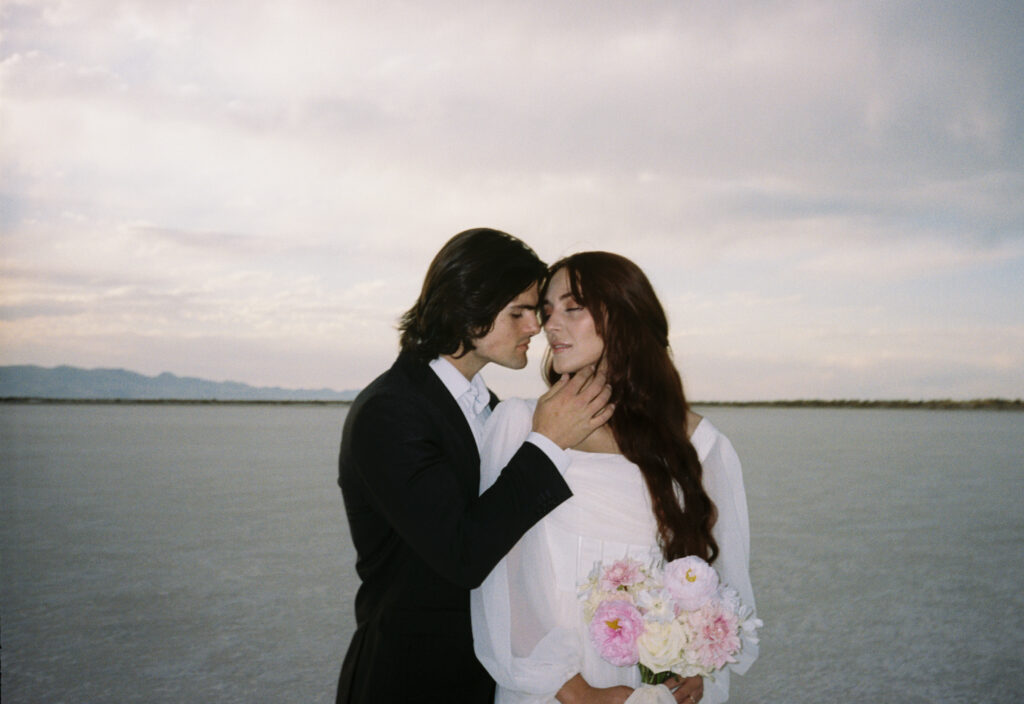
[1,0,1022,401]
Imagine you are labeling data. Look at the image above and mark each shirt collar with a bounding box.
[428,356,488,408]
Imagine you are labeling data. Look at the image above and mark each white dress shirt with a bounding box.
[428,357,568,473]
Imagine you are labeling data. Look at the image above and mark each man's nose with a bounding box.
[525,313,541,334]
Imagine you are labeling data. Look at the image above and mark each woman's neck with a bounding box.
[572,425,620,454]
[572,409,704,454]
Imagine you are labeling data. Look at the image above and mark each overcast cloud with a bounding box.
[2,0,1022,400]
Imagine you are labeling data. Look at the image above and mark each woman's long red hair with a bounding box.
[543,252,718,563]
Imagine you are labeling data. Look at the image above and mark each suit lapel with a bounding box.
[396,354,481,472]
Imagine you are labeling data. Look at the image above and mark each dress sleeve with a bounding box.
[471,399,582,698]
[699,430,759,704]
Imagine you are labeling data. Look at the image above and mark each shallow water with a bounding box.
[1,404,1021,702]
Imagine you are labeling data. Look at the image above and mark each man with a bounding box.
[337,228,612,704]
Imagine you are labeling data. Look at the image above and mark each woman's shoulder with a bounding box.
[689,415,737,464]
[490,397,537,424]
[494,396,538,414]
[480,398,542,483]
[483,397,538,443]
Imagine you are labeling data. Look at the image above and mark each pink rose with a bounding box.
[589,599,645,666]
[600,559,644,591]
[663,556,719,611]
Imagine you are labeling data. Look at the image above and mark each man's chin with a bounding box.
[496,355,529,370]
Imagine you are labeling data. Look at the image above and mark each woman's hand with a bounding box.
[663,675,704,703]
[555,673,633,704]
[555,673,703,704]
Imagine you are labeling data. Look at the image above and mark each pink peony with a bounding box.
[663,556,719,611]
[689,601,741,670]
[589,599,645,666]
[600,559,644,591]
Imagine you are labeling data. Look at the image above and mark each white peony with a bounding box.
[663,556,719,611]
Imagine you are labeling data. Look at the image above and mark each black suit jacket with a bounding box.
[336,353,572,704]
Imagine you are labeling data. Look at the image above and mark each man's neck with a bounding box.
[441,352,486,381]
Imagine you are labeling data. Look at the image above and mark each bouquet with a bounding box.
[579,556,761,684]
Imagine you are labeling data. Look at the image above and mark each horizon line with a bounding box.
[2,397,1021,410]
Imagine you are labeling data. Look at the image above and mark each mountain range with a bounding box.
[0,365,359,401]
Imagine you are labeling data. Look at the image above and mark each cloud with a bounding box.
[1,0,1022,397]
[6,2,1021,240]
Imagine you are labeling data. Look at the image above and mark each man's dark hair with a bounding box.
[399,228,547,362]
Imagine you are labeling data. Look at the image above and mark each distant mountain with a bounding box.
[0,365,360,401]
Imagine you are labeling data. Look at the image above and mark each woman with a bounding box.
[471,253,758,704]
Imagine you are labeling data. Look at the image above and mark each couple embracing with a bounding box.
[337,229,758,704]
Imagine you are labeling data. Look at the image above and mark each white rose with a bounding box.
[637,619,689,674]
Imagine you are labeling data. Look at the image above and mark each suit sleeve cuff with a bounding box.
[525,432,571,475]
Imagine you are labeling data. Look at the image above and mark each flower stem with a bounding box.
[638,664,674,685]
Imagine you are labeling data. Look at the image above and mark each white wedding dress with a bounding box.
[471,399,758,704]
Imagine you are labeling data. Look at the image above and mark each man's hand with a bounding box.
[532,366,614,450]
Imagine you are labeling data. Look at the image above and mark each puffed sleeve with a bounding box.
[698,427,759,704]
[471,399,582,700]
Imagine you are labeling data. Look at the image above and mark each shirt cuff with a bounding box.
[525,432,571,475]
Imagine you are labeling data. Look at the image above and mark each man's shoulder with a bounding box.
[352,354,419,397]
[348,354,440,420]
